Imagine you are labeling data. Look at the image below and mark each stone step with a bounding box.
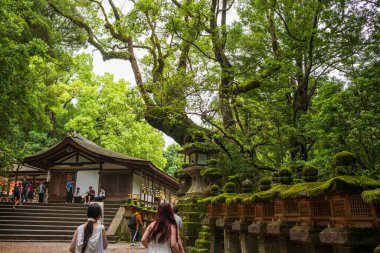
[0,224,78,231]
[0,229,75,235]
[0,219,111,226]
[0,202,120,243]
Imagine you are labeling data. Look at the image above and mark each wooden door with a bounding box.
[100,173,131,200]
[49,172,76,202]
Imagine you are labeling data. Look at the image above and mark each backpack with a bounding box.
[128,214,136,229]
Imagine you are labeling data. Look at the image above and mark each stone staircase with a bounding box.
[0,201,121,242]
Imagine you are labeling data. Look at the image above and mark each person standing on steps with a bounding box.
[66,179,75,203]
[21,177,29,203]
[12,182,22,208]
[69,202,108,253]
[38,181,46,203]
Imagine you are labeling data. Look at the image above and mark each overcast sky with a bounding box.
[87,48,177,148]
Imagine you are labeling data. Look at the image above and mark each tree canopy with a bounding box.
[0,0,379,180]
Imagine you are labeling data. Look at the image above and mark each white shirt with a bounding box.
[174,214,183,230]
[99,190,106,198]
[76,224,104,253]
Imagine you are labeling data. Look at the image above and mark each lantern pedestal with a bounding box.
[185,166,208,196]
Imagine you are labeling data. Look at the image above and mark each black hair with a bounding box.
[173,206,179,214]
[81,203,102,253]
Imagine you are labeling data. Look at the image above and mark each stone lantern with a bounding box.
[180,142,219,196]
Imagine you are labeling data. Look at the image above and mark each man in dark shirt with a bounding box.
[84,186,95,204]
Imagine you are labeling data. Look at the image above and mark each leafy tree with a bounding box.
[163,144,182,176]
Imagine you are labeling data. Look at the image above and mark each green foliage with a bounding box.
[259,177,271,186]
[361,189,380,204]
[278,167,293,184]
[163,144,182,176]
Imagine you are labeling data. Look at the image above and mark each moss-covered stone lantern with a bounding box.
[180,141,219,196]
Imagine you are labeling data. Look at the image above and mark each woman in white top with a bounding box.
[94,187,106,201]
[70,203,108,253]
[141,203,184,253]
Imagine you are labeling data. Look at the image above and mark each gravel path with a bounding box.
[0,242,146,253]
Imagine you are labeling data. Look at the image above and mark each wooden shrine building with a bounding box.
[23,132,179,205]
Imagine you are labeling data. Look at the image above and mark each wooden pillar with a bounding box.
[139,169,142,206]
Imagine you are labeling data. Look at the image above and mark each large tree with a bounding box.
[41,0,379,176]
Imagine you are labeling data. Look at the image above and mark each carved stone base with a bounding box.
[290,225,324,243]
[202,217,218,227]
[231,220,251,232]
[319,227,380,246]
[248,223,267,234]
[216,218,234,229]
[266,221,294,236]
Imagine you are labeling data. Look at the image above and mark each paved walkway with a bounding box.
[0,242,146,253]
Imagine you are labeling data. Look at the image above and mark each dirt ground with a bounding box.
[0,242,146,253]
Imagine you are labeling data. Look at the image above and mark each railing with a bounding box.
[205,194,380,229]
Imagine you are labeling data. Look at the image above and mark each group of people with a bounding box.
[70,202,185,253]
[12,177,46,208]
[66,179,106,204]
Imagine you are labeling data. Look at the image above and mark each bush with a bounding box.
[332,151,356,167]
[224,182,236,193]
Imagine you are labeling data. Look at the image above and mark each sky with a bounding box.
[87,48,178,148]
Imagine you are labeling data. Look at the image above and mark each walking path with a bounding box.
[0,242,146,253]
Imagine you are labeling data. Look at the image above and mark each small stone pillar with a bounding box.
[217,218,241,253]
[232,220,258,253]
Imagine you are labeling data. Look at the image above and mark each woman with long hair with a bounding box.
[141,203,184,253]
[69,203,108,253]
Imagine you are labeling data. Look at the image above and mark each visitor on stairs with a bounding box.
[38,181,46,203]
[94,187,106,201]
[26,181,33,203]
[12,182,22,208]
[141,203,184,253]
[21,177,29,203]
[66,179,75,203]
[70,203,108,253]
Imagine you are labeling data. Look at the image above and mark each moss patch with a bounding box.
[361,188,380,203]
